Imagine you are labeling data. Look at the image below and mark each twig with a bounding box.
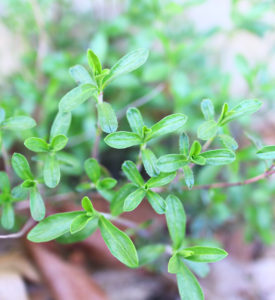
[185,165,275,190]
[0,218,35,239]
[117,83,165,120]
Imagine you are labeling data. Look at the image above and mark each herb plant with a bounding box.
[1,47,274,300]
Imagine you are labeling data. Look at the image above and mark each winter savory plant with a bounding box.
[1,48,274,300]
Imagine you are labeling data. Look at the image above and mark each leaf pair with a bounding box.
[24,135,68,188]
[198,98,262,142]
[11,153,45,221]
[122,160,176,214]
[105,107,188,149]
[28,196,139,268]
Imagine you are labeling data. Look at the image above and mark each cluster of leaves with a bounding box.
[1,47,273,300]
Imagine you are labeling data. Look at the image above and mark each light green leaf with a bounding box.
[59,84,96,113]
[183,165,194,189]
[141,149,160,177]
[24,137,49,152]
[0,171,10,192]
[219,134,238,150]
[103,48,149,87]
[50,135,68,152]
[122,160,144,186]
[11,153,33,180]
[157,154,187,173]
[29,185,45,221]
[97,101,118,133]
[70,214,93,234]
[98,215,139,268]
[104,131,142,149]
[138,244,165,266]
[1,116,36,131]
[126,107,144,136]
[69,64,95,85]
[197,120,218,141]
[1,203,14,230]
[0,109,5,124]
[201,98,215,121]
[200,149,236,165]
[27,211,83,242]
[123,187,146,212]
[219,99,262,126]
[97,177,117,190]
[179,246,228,263]
[84,158,101,183]
[189,140,202,157]
[146,172,176,188]
[256,146,275,160]
[179,133,189,156]
[146,190,166,214]
[87,49,102,75]
[81,196,95,213]
[166,195,186,250]
[43,153,60,188]
[146,114,188,141]
[50,111,72,140]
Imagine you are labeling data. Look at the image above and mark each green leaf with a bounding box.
[146,172,176,188]
[11,153,33,180]
[197,120,218,141]
[146,190,166,214]
[200,149,236,165]
[59,84,96,113]
[103,48,149,87]
[104,131,142,149]
[50,135,68,151]
[138,244,165,266]
[190,155,206,166]
[179,133,189,156]
[176,265,204,300]
[22,179,36,188]
[97,102,118,133]
[201,98,215,121]
[217,103,229,124]
[81,196,95,213]
[87,49,102,75]
[183,165,194,189]
[157,154,187,173]
[24,137,49,152]
[122,160,144,186]
[123,187,146,212]
[0,171,10,192]
[56,217,98,244]
[110,183,137,216]
[98,215,139,268]
[1,203,14,230]
[97,177,117,190]
[126,107,144,137]
[11,185,28,200]
[141,149,160,177]
[69,65,95,85]
[146,114,188,141]
[0,108,5,124]
[256,146,275,160]
[70,214,93,234]
[179,246,228,263]
[43,153,60,188]
[84,158,101,183]
[166,195,186,250]
[219,99,262,126]
[1,116,36,131]
[50,111,72,139]
[168,254,184,274]
[219,134,238,150]
[27,211,83,242]
[189,140,202,157]
[29,185,45,221]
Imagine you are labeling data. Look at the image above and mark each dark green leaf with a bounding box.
[166,195,186,250]
[24,137,49,152]
[27,211,83,242]
[200,149,236,165]
[157,154,187,172]
[12,153,33,180]
[123,187,146,212]
[98,216,139,268]
[146,172,176,188]
[43,153,60,188]
[126,107,144,136]
[146,190,166,214]
[29,185,45,221]
[256,146,275,160]
[84,158,101,183]
[104,131,142,149]
[141,149,160,177]
[97,101,118,133]
[122,160,144,186]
